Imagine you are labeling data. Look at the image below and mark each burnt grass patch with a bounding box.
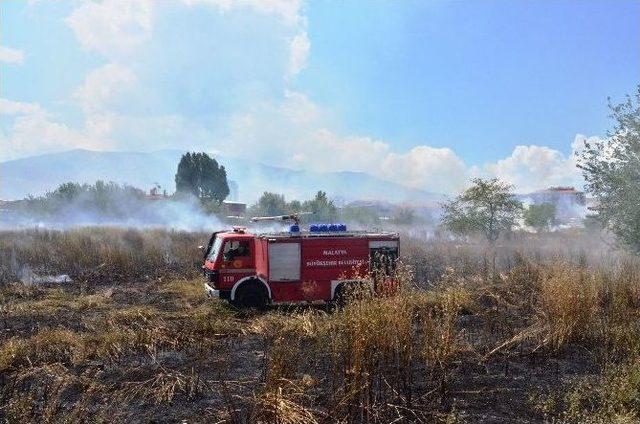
[1,228,640,423]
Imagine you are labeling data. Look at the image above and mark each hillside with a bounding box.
[0,149,443,204]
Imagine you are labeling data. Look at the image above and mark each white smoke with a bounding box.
[1,194,226,232]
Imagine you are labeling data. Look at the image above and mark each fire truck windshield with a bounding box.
[207,237,223,262]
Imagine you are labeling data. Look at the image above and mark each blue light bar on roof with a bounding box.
[308,223,347,232]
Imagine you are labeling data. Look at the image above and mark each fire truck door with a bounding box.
[218,239,255,288]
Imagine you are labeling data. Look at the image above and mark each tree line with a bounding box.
[441,85,640,253]
[12,84,639,252]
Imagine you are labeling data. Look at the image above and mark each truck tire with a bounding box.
[333,281,371,307]
[232,282,268,310]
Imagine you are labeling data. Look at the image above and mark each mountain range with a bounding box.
[0,149,444,205]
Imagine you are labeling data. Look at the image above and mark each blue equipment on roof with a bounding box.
[308,223,348,233]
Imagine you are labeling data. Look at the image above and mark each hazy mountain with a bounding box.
[0,149,443,204]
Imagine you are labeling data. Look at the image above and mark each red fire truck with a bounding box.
[202,215,399,308]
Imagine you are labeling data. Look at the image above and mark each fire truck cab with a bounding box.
[202,222,399,308]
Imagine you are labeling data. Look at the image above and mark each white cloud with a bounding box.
[65,0,153,58]
[482,140,587,193]
[280,90,320,123]
[224,91,470,193]
[221,91,596,195]
[0,101,111,161]
[288,31,310,76]
[183,0,303,26]
[183,0,308,77]
[73,64,137,113]
[0,46,24,64]
[0,98,43,115]
[381,146,469,194]
[1,88,592,195]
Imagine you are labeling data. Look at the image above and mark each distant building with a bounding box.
[529,187,586,205]
[222,200,246,217]
[525,186,586,224]
[146,186,168,201]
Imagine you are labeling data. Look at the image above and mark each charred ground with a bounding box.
[1,228,639,423]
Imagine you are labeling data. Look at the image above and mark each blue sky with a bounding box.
[302,0,640,162]
[1,0,638,193]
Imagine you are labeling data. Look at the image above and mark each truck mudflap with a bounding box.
[204,282,218,298]
[204,283,230,300]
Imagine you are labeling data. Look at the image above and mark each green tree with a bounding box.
[577,86,640,253]
[249,192,289,217]
[524,203,557,231]
[54,182,82,202]
[175,152,229,204]
[340,205,380,225]
[392,206,416,225]
[303,190,337,222]
[441,178,523,243]
[247,191,337,222]
[288,200,303,214]
[24,181,145,219]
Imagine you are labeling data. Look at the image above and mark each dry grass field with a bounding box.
[1,227,640,423]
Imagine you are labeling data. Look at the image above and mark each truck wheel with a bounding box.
[232,282,268,310]
[333,282,370,307]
